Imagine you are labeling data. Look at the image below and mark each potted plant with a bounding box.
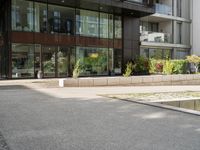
[37,70,43,79]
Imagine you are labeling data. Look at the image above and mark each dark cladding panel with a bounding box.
[123,16,140,67]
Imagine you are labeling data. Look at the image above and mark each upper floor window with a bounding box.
[114,16,122,39]
[76,9,99,37]
[48,5,75,34]
[11,1,121,39]
[12,0,34,32]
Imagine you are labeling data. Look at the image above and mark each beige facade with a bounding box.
[140,0,192,59]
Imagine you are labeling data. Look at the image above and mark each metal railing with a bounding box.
[140,31,172,43]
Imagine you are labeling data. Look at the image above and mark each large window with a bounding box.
[76,9,99,37]
[12,44,34,78]
[48,5,75,34]
[108,48,122,74]
[42,46,56,77]
[76,47,108,76]
[12,0,34,32]
[11,1,121,39]
[57,47,75,77]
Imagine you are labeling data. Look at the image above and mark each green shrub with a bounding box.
[123,62,134,77]
[163,60,174,75]
[172,60,187,74]
[149,59,164,74]
[152,60,164,74]
[133,56,149,75]
[149,59,157,74]
[186,55,200,73]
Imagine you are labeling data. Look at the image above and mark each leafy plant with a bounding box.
[172,60,187,74]
[133,56,149,75]
[163,59,173,75]
[123,62,134,77]
[186,55,200,73]
[155,60,164,73]
[149,59,157,74]
[73,59,81,78]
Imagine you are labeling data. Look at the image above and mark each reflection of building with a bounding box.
[0,0,154,79]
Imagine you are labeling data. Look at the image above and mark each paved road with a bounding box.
[0,85,200,150]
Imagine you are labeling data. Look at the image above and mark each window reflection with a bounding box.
[57,47,75,77]
[35,2,48,33]
[100,13,108,38]
[12,0,34,32]
[76,9,99,37]
[42,46,56,77]
[76,47,108,76]
[114,16,122,39]
[12,43,34,78]
[11,1,122,39]
[48,5,75,34]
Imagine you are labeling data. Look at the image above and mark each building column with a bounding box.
[122,16,140,70]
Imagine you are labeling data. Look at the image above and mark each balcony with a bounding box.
[140,31,172,43]
[155,3,172,16]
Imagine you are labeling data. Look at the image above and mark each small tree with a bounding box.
[163,59,174,75]
[73,59,81,78]
[123,62,134,77]
[186,55,200,73]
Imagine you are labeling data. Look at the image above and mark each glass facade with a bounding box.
[76,9,99,37]
[12,43,34,78]
[9,0,123,78]
[76,47,108,76]
[48,5,75,34]
[12,0,34,32]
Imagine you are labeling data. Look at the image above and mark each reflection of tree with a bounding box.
[57,51,68,74]
[43,53,55,73]
[82,50,107,75]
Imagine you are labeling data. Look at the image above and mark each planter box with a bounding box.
[59,74,200,87]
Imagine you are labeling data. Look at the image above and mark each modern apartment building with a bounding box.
[0,0,197,79]
[0,0,154,79]
[191,0,200,56]
[140,0,191,60]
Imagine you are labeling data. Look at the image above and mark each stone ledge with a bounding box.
[59,74,200,87]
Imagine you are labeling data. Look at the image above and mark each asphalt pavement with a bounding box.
[0,84,200,150]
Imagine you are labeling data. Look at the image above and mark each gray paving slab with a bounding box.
[0,85,200,150]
